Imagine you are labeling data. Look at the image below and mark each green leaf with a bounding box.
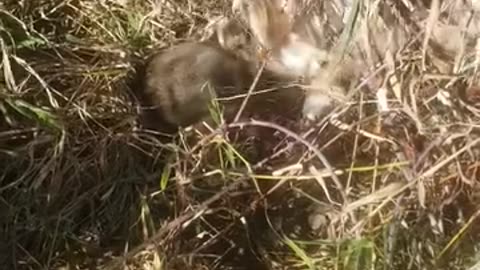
[5,98,62,131]
[160,164,171,191]
[284,237,316,270]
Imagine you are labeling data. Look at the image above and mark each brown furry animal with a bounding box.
[131,41,305,134]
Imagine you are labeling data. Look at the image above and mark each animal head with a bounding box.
[231,0,330,78]
[231,0,355,120]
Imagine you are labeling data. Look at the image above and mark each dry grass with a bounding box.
[1,0,480,269]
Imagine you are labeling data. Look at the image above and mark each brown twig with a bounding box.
[233,60,267,122]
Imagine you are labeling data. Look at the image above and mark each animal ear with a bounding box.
[202,16,249,51]
[232,0,329,79]
[232,0,292,51]
[273,0,298,21]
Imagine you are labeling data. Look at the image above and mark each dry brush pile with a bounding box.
[1,0,480,269]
